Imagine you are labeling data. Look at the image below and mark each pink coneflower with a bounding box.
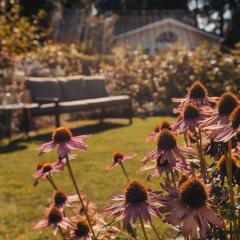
[207,105,240,142]
[143,129,195,166]
[33,162,63,187]
[200,92,239,128]
[69,220,92,240]
[160,177,224,239]
[33,207,73,235]
[106,151,136,170]
[146,120,171,142]
[140,157,190,178]
[104,180,161,228]
[172,103,207,133]
[172,81,217,113]
[69,217,120,240]
[38,127,89,158]
[52,190,79,209]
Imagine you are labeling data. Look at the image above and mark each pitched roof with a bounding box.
[115,17,221,41]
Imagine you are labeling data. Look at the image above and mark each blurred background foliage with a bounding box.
[0,0,240,116]
[100,44,240,115]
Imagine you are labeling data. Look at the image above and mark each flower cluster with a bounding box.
[33,81,240,239]
[33,127,120,239]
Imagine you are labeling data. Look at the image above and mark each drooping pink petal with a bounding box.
[38,141,56,156]
[68,138,88,151]
[123,153,137,161]
[202,206,225,229]
[57,143,70,158]
[182,211,196,236]
[33,219,49,231]
[142,149,159,164]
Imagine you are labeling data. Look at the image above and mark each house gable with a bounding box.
[114,18,221,54]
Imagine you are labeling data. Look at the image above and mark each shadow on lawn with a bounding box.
[0,122,127,153]
[29,121,126,143]
[0,140,28,153]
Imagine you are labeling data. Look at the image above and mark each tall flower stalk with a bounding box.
[46,175,58,190]
[193,128,208,179]
[65,154,97,240]
[139,216,148,240]
[225,140,237,239]
[119,161,130,182]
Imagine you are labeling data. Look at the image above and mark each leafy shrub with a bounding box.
[100,43,240,114]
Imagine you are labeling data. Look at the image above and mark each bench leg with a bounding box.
[99,108,104,124]
[128,102,133,125]
[23,108,31,138]
[55,112,60,128]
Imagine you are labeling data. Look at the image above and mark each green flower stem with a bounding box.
[119,161,130,182]
[65,155,97,240]
[183,132,189,147]
[139,216,148,240]
[193,129,208,179]
[226,140,236,239]
[237,209,240,240]
[46,175,58,190]
[230,222,233,240]
[170,165,177,188]
[150,222,161,240]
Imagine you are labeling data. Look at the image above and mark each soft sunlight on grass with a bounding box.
[0,117,177,240]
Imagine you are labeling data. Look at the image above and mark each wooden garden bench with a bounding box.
[25,75,132,133]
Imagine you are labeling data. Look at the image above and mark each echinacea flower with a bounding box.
[146,120,171,142]
[69,217,120,240]
[104,180,161,228]
[142,129,195,166]
[140,157,190,179]
[106,151,136,170]
[172,81,217,113]
[33,207,73,235]
[33,162,64,187]
[207,105,240,142]
[214,155,240,185]
[69,220,92,240]
[200,92,239,128]
[38,127,90,158]
[160,177,224,239]
[52,190,79,209]
[172,103,207,133]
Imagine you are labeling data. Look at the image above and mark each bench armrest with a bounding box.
[35,97,60,104]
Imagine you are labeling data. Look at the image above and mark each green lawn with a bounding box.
[0,117,176,240]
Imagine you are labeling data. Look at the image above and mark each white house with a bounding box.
[114,17,221,54]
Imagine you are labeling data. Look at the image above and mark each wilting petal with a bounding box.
[182,212,196,235]
[68,138,88,151]
[142,149,159,164]
[202,206,224,229]
[38,141,56,156]
[57,143,70,158]
[33,220,48,231]
[123,153,137,161]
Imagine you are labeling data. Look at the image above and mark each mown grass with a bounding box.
[0,117,177,240]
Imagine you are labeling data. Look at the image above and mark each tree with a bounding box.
[190,0,240,47]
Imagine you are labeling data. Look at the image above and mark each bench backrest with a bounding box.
[26,75,109,102]
[26,77,63,102]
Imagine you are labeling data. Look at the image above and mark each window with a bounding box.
[156,31,178,43]
[155,31,178,51]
